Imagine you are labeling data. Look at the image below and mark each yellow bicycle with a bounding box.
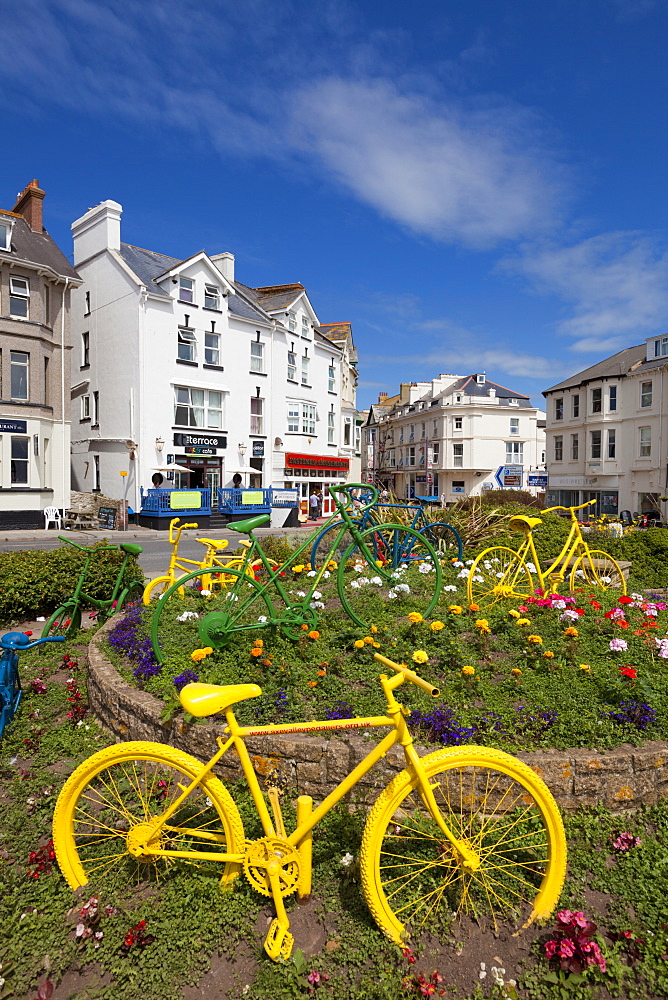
[142,518,274,604]
[467,499,627,608]
[52,652,566,961]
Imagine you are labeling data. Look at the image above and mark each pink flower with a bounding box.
[609,638,628,652]
[557,909,574,924]
[612,831,642,851]
[559,939,575,957]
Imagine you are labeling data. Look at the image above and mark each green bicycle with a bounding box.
[41,537,144,639]
[150,483,443,663]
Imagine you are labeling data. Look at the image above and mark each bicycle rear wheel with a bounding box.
[360,746,566,944]
[143,575,183,605]
[310,520,363,570]
[418,523,463,561]
[569,550,626,594]
[467,547,535,609]
[53,741,245,890]
[41,604,82,639]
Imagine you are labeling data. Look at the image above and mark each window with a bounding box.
[301,316,310,338]
[431,442,440,465]
[433,421,438,435]
[174,386,223,428]
[407,446,416,466]
[344,418,352,446]
[388,448,395,467]
[177,328,196,362]
[44,357,49,405]
[571,434,579,460]
[609,385,617,411]
[287,401,300,433]
[288,312,297,332]
[328,365,335,392]
[10,351,28,399]
[607,429,616,459]
[178,276,194,303]
[80,394,91,420]
[93,390,99,425]
[454,416,462,430]
[45,285,50,326]
[554,435,563,461]
[82,332,90,367]
[555,398,563,421]
[287,351,297,381]
[591,430,601,459]
[301,355,309,385]
[301,403,315,435]
[250,396,264,435]
[505,441,523,465]
[0,221,10,251]
[572,394,580,418]
[641,381,653,407]
[327,409,335,443]
[510,417,519,435]
[409,425,415,440]
[399,428,404,442]
[250,340,264,373]
[452,480,465,492]
[9,276,29,318]
[84,290,91,315]
[639,426,651,457]
[10,437,28,484]
[508,398,517,405]
[592,387,602,413]
[655,336,668,357]
[453,443,463,468]
[420,423,425,438]
[204,332,220,365]
[204,284,220,310]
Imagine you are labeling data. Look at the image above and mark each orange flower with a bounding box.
[250,648,262,657]
[618,620,629,629]
[301,624,309,631]
[634,629,645,636]
[317,668,327,676]
[253,639,264,649]
[261,658,273,666]
[307,680,318,687]
[564,627,579,637]
[469,603,480,612]
[309,630,320,640]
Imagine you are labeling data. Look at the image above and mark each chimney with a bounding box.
[13,179,45,233]
[378,391,388,401]
[211,251,235,283]
[71,200,122,265]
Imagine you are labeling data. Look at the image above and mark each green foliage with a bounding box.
[253,533,299,566]
[0,542,143,624]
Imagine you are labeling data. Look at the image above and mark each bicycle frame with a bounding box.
[512,500,597,591]
[56,537,138,612]
[0,633,64,738]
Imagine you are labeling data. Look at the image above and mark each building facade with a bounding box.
[363,374,546,500]
[70,201,357,517]
[0,180,80,528]
[544,337,668,516]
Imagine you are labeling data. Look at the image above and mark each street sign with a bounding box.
[527,474,548,488]
[495,465,523,488]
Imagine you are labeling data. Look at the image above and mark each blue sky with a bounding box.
[2,0,667,409]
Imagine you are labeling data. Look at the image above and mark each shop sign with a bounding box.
[285,452,349,471]
[416,475,426,483]
[185,446,216,455]
[252,441,264,456]
[527,474,548,488]
[173,432,226,448]
[0,419,27,433]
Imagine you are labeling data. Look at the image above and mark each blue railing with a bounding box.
[217,487,300,514]
[140,488,212,516]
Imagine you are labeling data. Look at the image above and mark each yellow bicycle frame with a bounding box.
[509,499,597,591]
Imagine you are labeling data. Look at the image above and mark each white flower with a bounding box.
[369,576,383,586]
[483,561,491,569]
[310,601,324,609]
[453,561,464,568]
[353,563,365,572]
[296,590,306,597]
[340,852,354,866]
[323,571,330,579]
[257,615,268,623]
[575,569,584,578]
[200,589,212,597]
[552,599,567,610]
[495,571,504,579]
[312,591,322,600]
[358,578,370,586]
[631,592,644,601]
[457,569,470,579]
[177,611,199,622]
[418,563,432,574]
[75,923,85,937]
[224,593,239,602]
[465,559,473,565]
[526,562,537,573]
[306,570,316,577]
[443,584,458,592]
[601,576,612,584]
[388,590,398,600]
[349,580,360,589]
[473,575,484,583]
[395,583,410,594]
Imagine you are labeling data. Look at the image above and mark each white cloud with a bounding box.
[505,232,668,351]
[290,77,568,248]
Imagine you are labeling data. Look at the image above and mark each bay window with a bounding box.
[174,386,223,428]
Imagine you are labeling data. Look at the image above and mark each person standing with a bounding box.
[309,491,319,520]
[316,489,324,518]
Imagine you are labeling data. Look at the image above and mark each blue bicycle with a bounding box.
[0,632,65,740]
[310,493,463,568]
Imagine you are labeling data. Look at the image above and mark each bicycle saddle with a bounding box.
[509,516,542,533]
[197,538,229,550]
[180,682,262,717]
[120,543,143,555]
[228,515,271,533]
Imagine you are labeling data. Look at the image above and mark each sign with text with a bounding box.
[495,465,523,488]
[169,491,203,509]
[252,441,264,456]
[97,506,117,530]
[527,474,548,488]
[185,446,216,455]
[285,452,349,471]
[173,432,226,449]
[0,419,27,434]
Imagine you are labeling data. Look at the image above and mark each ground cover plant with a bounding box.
[1,633,668,999]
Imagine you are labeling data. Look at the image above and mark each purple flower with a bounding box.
[172,669,199,689]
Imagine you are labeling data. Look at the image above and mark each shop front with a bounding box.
[169,431,227,503]
[546,475,620,517]
[283,452,350,516]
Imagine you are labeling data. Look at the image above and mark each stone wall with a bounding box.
[88,618,668,814]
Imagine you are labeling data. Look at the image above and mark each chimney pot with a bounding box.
[13,179,45,233]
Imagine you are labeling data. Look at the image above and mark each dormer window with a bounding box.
[179,276,194,304]
[655,336,668,357]
[301,315,310,338]
[0,219,13,252]
[204,284,219,310]
[288,312,297,332]
[476,374,486,385]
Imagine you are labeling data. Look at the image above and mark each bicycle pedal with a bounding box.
[264,918,294,962]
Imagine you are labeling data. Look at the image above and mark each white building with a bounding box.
[69,201,357,522]
[364,374,546,500]
[544,337,668,516]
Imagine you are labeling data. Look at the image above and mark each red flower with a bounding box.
[619,666,637,679]
[618,620,629,629]
[619,596,633,604]
[574,608,585,615]
[590,600,601,609]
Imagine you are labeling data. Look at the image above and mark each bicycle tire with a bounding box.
[41,604,82,640]
[337,524,442,628]
[143,575,184,605]
[119,583,144,610]
[467,547,535,608]
[360,745,567,945]
[309,520,364,570]
[151,567,275,664]
[418,522,463,562]
[569,550,627,594]
[53,741,245,890]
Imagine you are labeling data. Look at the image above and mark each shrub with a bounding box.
[255,533,299,566]
[0,542,143,624]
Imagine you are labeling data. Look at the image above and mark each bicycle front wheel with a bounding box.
[143,575,182,605]
[569,550,627,594]
[151,567,275,664]
[41,603,82,639]
[418,522,463,561]
[338,525,442,628]
[360,746,566,945]
[467,547,535,609]
[53,741,245,890]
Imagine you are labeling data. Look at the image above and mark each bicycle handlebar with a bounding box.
[329,482,379,513]
[374,653,440,698]
[542,499,597,515]
[0,633,65,651]
[58,536,117,553]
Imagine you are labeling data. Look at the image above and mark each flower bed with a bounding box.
[105,555,668,753]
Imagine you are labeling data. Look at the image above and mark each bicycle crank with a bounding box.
[197,611,234,649]
[243,837,301,897]
[278,604,319,640]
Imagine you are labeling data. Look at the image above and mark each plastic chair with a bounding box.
[43,506,62,530]
[619,510,633,527]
